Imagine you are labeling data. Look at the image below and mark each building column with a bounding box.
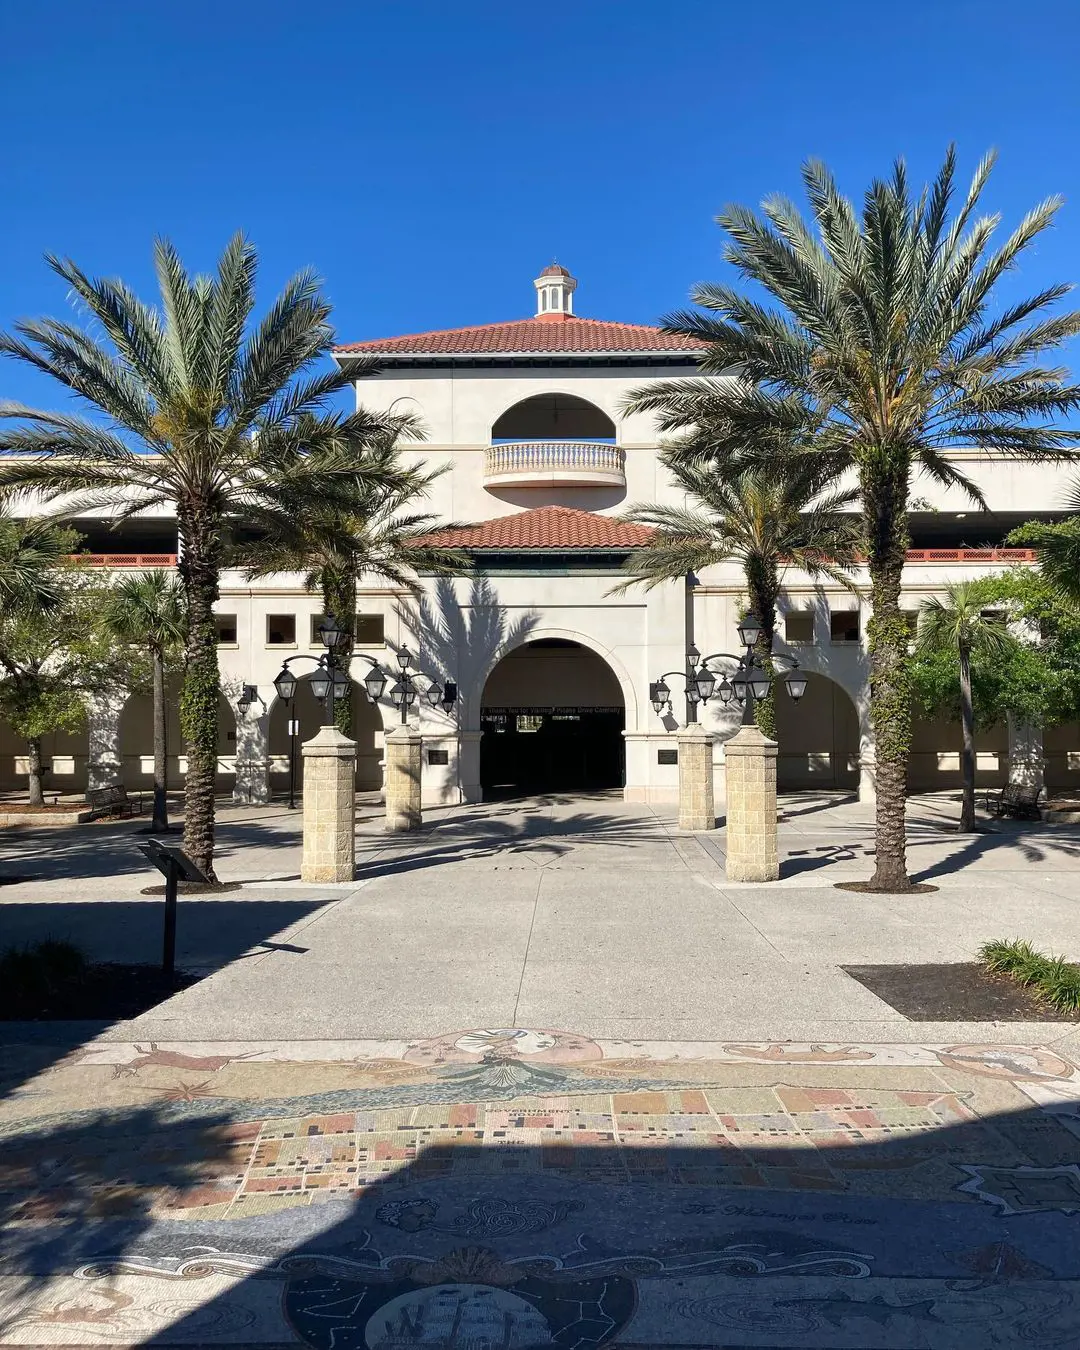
[233,697,271,805]
[858,713,876,804]
[1008,715,1044,790]
[385,725,424,831]
[301,726,357,883]
[86,693,125,793]
[458,730,482,804]
[677,724,715,831]
[724,724,779,882]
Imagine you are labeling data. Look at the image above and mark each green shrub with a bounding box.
[978,938,1080,1014]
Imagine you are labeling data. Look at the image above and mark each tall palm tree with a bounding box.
[235,441,468,734]
[103,569,185,831]
[0,235,403,877]
[917,582,1016,831]
[615,449,859,735]
[629,149,1080,889]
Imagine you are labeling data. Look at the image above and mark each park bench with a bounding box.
[983,783,1043,820]
[86,784,145,819]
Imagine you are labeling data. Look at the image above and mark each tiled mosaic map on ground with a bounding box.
[2,1028,1080,1346]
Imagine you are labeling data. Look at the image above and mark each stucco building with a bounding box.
[3,264,1074,804]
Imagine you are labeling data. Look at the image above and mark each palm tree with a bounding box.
[916,582,1017,831]
[629,149,1080,889]
[103,570,185,831]
[0,235,404,878]
[1007,477,1080,602]
[615,449,859,735]
[235,441,468,734]
[0,512,76,613]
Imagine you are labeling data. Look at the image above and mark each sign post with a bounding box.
[137,840,210,976]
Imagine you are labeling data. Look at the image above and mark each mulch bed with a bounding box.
[140,881,243,895]
[836,881,939,894]
[843,962,1080,1022]
[0,962,201,1021]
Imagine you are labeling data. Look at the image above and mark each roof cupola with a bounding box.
[533,262,577,320]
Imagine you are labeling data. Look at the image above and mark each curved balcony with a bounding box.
[484,440,625,490]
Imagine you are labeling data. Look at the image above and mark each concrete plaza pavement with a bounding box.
[1,789,1079,1045]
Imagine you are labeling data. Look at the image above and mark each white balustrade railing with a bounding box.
[484,441,625,480]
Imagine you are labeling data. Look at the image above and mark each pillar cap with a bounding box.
[301,725,358,758]
[385,724,424,742]
[723,724,778,757]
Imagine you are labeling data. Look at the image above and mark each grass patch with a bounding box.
[979,938,1080,1014]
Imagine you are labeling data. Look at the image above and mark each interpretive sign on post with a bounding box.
[137,839,209,977]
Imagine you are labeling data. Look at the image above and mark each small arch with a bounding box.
[267,673,387,791]
[491,393,616,442]
[774,671,860,791]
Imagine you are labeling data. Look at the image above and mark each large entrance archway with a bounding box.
[775,671,860,791]
[480,639,625,797]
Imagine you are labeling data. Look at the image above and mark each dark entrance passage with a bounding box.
[482,707,624,796]
[480,640,625,798]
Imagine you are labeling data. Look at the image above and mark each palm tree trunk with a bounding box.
[323,562,356,738]
[151,646,169,832]
[177,507,221,880]
[26,736,44,806]
[865,467,913,891]
[959,644,976,832]
[746,559,779,739]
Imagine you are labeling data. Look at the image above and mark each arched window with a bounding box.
[491,393,617,442]
[539,290,547,311]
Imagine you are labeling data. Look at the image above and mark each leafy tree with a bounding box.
[615,447,859,735]
[0,546,140,805]
[0,511,73,611]
[914,581,1017,830]
[236,440,468,735]
[0,235,406,877]
[630,149,1080,889]
[102,569,186,830]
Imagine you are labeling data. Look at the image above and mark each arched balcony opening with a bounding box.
[486,394,624,493]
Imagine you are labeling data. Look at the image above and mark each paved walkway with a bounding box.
[2,791,1079,1042]
[3,793,1080,1345]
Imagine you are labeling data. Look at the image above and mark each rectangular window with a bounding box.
[829,610,860,643]
[784,611,815,644]
[355,614,385,646]
[266,614,296,646]
[214,614,238,645]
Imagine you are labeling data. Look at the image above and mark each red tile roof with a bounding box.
[414,506,656,551]
[334,316,703,357]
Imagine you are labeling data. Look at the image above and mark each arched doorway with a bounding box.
[119,676,183,790]
[268,676,384,793]
[775,671,860,790]
[480,639,625,797]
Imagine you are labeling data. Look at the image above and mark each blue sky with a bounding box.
[3,0,1080,410]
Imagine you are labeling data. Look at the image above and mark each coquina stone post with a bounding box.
[301,726,357,883]
[724,724,779,882]
[385,725,423,832]
[677,723,715,831]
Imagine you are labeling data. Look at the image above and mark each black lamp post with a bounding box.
[386,645,458,726]
[650,620,807,726]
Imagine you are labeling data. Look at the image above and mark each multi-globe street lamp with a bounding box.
[387,645,458,725]
[650,616,807,727]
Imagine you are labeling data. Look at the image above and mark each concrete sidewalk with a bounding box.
[2,790,1078,1044]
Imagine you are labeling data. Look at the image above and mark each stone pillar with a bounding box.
[677,723,716,831]
[300,726,357,883]
[385,725,423,832]
[724,724,779,882]
[857,714,876,804]
[1008,715,1044,790]
[457,730,483,804]
[86,693,125,792]
[233,702,271,805]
